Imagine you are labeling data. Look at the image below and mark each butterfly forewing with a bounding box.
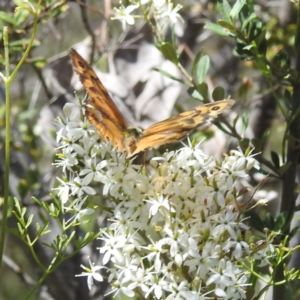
[70,49,127,150]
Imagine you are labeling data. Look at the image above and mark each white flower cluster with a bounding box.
[113,0,183,30]
[55,102,273,299]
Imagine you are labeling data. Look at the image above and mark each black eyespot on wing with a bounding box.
[212,105,221,111]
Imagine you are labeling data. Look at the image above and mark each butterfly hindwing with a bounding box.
[131,100,235,156]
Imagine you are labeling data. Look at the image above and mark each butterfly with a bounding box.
[70,48,235,157]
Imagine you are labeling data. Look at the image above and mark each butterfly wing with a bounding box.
[70,48,127,150]
[130,100,235,156]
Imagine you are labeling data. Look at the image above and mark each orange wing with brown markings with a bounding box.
[70,48,127,150]
[130,100,235,156]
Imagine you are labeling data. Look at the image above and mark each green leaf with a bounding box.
[230,0,246,20]
[0,11,17,25]
[195,82,208,100]
[212,86,225,101]
[204,22,232,37]
[191,49,203,80]
[195,55,210,84]
[159,42,178,64]
[32,56,47,69]
[274,212,288,232]
[153,68,185,84]
[217,0,232,22]
[26,214,34,228]
[273,50,290,71]
[239,138,250,148]
[9,38,41,51]
[243,44,254,50]
[241,13,257,31]
[264,212,275,230]
[218,20,237,34]
[244,211,265,232]
[187,87,204,101]
[290,226,300,238]
[271,151,280,168]
[14,7,30,26]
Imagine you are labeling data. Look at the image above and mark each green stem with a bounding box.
[0,0,41,270]
[0,27,10,272]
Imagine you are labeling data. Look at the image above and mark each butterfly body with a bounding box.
[70,48,235,157]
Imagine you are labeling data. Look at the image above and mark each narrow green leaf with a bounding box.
[0,11,17,25]
[243,44,254,50]
[153,68,186,84]
[14,7,30,26]
[196,55,210,84]
[274,212,288,231]
[32,57,47,69]
[159,42,178,64]
[204,23,232,37]
[241,13,257,31]
[26,214,34,228]
[13,197,21,213]
[218,20,237,34]
[191,49,203,80]
[9,38,41,50]
[271,151,280,168]
[264,212,275,230]
[217,0,232,22]
[290,226,300,238]
[17,223,24,235]
[230,0,246,19]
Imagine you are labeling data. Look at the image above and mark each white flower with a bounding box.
[100,231,128,265]
[147,194,174,217]
[69,176,96,197]
[76,258,104,290]
[165,280,190,300]
[113,4,139,30]
[64,196,95,224]
[207,259,238,290]
[212,210,239,238]
[53,147,78,173]
[53,177,71,203]
[160,3,183,25]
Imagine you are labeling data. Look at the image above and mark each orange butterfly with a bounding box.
[70,48,235,157]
